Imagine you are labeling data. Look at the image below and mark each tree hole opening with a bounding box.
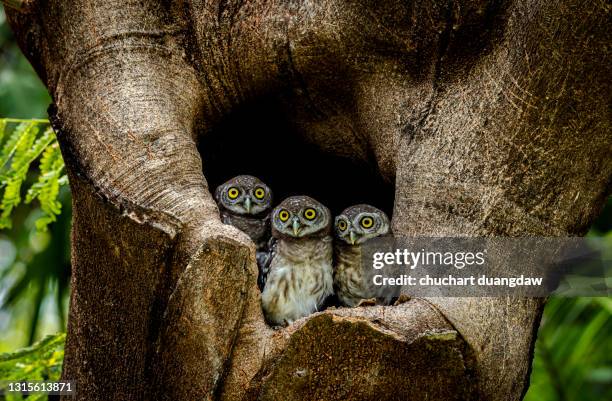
[198,96,395,217]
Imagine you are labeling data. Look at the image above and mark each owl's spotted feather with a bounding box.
[334,243,370,306]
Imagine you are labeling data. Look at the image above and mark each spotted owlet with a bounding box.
[261,196,334,326]
[214,175,273,288]
[334,204,391,307]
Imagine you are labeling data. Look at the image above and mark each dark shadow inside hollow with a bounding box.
[198,96,395,217]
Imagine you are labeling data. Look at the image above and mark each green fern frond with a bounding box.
[27,144,65,231]
[10,123,39,171]
[0,118,68,231]
[24,127,56,172]
[0,121,36,171]
[25,140,62,204]
[0,171,27,228]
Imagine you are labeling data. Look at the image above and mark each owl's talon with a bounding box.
[357,298,377,307]
[393,294,411,306]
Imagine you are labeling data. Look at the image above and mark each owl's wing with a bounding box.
[257,237,277,291]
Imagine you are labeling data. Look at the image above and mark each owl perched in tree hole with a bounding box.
[334,204,392,307]
[214,175,273,288]
[261,196,334,327]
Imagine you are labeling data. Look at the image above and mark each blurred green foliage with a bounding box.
[1,5,70,358]
[0,187,71,347]
[0,4,610,401]
[524,204,612,400]
[525,297,612,401]
[0,333,65,401]
[0,7,50,119]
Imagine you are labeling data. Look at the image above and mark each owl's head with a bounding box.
[272,196,331,240]
[215,175,272,216]
[335,204,390,245]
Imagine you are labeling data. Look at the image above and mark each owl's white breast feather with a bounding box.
[261,236,333,326]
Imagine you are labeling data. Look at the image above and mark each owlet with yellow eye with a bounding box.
[334,204,391,307]
[261,196,334,326]
[215,175,273,288]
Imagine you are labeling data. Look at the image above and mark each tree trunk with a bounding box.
[5,1,610,400]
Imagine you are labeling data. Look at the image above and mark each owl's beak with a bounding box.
[349,230,359,245]
[243,197,252,214]
[292,219,301,236]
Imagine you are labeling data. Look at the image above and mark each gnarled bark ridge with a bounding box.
[5,0,610,400]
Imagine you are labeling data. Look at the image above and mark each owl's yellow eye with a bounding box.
[279,209,290,222]
[304,208,317,220]
[337,220,348,231]
[360,216,374,229]
[254,187,266,199]
[227,187,240,199]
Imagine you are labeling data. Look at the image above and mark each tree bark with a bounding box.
[5,1,610,400]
